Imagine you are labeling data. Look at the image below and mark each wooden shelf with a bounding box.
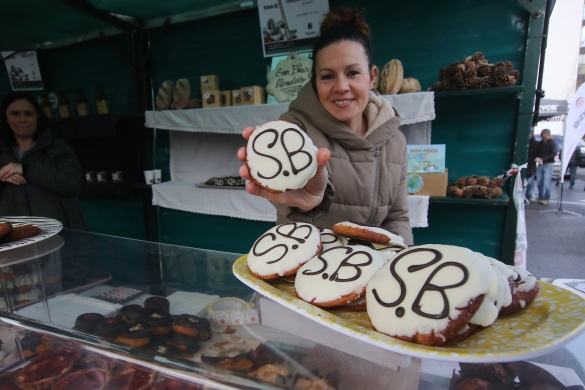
[430,194,510,206]
[434,86,523,98]
[53,114,127,140]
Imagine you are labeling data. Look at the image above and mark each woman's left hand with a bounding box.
[1,173,27,185]
[0,162,23,180]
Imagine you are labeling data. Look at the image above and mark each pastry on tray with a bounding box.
[14,354,75,390]
[144,296,170,313]
[116,323,152,347]
[73,313,106,334]
[94,317,123,339]
[0,225,41,243]
[52,368,111,390]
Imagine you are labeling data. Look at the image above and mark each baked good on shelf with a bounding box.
[332,221,406,247]
[116,324,152,347]
[14,273,40,292]
[172,314,210,339]
[15,354,74,390]
[295,245,387,308]
[166,332,200,357]
[247,222,322,280]
[0,224,41,243]
[170,79,190,110]
[144,296,170,313]
[499,265,540,316]
[108,365,157,390]
[52,368,111,390]
[118,304,146,325]
[156,81,175,111]
[94,317,123,339]
[366,244,496,346]
[144,310,173,336]
[318,229,347,251]
[246,120,318,194]
[20,333,51,358]
[73,313,106,334]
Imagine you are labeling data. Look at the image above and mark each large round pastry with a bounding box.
[246,120,318,193]
[318,229,347,251]
[499,265,540,316]
[332,221,407,247]
[247,222,321,280]
[295,245,387,308]
[366,244,495,346]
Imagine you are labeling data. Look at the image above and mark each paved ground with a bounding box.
[525,167,585,278]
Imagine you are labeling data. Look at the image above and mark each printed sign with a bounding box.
[257,0,329,57]
[267,54,312,102]
[407,144,446,173]
[2,51,44,91]
[561,83,585,178]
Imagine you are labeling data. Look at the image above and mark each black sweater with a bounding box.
[536,139,558,164]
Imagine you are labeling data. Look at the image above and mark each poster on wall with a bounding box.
[258,0,329,57]
[2,51,44,91]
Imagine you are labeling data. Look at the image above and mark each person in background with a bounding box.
[525,132,539,201]
[0,91,86,229]
[237,8,413,244]
[534,129,558,205]
[567,147,581,190]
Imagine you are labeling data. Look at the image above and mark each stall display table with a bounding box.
[0,230,584,389]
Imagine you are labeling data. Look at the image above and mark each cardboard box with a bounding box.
[200,75,219,91]
[202,90,221,108]
[220,91,232,107]
[232,90,244,106]
[241,86,266,105]
[406,169,448,196]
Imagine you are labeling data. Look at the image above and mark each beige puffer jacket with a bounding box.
[274,82,413,245]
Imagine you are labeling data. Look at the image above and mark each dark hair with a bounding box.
[311,8,373,82]
[0,91,49,145]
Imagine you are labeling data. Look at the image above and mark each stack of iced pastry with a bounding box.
[246,221,539,346]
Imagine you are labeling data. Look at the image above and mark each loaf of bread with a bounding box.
[155,81,175,111]
[170,79,190,110]
[0,225,41,243]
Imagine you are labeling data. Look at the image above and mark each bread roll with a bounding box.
[155,81,174,111]
[171,79,190,110]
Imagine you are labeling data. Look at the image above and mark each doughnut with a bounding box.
[294,245,387,308]
[332,221,407,247]
[246,120,318,193]
[247,222,322,280]
[144,296,170,313]
[72,313,105,334]
[366,244,496,346]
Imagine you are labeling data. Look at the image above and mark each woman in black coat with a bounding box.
[0,92,86,229]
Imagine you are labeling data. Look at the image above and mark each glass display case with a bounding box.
[0,229,584,389]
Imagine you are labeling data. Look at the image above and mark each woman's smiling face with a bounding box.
[314,40,377,134]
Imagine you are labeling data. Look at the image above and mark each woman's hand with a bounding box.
[237,126,331,211]
[0,162,23,180]
[1,173,27,185]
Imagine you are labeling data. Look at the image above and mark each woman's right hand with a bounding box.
[0,173,27,185]
[237,126,331,211]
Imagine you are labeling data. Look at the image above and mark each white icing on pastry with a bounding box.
[467,253,500,327]
[507,265,538,293]
[377,247,401,262]
[247,222,321,277]
[366,244,494,339]
[318,229,348,251]
[334,222,407,247]
[295,245,387,305]
[246,120,318,192]
[485,256,513,307]
[519,300,526,308]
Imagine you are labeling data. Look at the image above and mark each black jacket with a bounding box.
[0,130,87,229]
[568,147,581,167]
[526,137,539,175]
[536,139,558,164]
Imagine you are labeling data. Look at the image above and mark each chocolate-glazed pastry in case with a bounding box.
[52,368,111,390]
[116,324,152,347]
[73,313,106,334]
[94,317,123,339]
[166,333,200,356]
[144,310,173,336]
[118,304,145,325]
[144,296,170,313]
[172,314,210,339]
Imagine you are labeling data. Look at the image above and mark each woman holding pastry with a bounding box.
[238,8,412,244]
[0,92,86,229]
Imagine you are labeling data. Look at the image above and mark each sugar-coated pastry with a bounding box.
[499,265,540,316]
[319,228,348,251]
[295,245,387,307]
[247,222,322,279]
[332,221,407,247]
[366,244,495,346]
[246,120,318,193]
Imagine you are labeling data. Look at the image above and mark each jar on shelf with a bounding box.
[111,171,124,182]
[95,86,110,115]
[76,89,89,117]
[96,171,108,182]
[57,92,71,120]
[85,171,96,182]
[39,94,54,120]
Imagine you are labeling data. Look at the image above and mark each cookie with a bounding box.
[332,221,407,247]
[247,222,321,280]
[246,120,318,193]
[498,265,539,316]
[295,245,387,308]
[318,229,347,251]
[366,244,495,346]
